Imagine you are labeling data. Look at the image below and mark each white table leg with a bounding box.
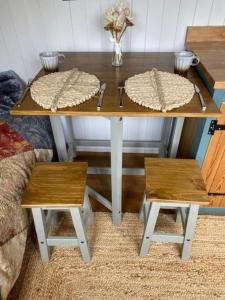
[167,117,185,222]
[159,118,173,157]
[60,116,77,160]
[110,117,123,225]
[168,117,185,158]
[50,116,68,162]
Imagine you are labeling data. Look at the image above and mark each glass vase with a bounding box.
[112,41,123,67]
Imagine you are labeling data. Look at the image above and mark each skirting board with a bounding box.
[73,140,162,154]
[199,208,225,215]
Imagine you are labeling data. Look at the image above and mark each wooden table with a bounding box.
[11,52,220,224]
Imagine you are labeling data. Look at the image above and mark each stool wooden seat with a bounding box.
[139,158,210,261]
[21,162,94,263]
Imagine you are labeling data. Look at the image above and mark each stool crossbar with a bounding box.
[139,158,210,261]
[139,196,200,260]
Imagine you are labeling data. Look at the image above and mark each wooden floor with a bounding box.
[74,152,156,213]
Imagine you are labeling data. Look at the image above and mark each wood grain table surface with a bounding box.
[186,26,225,90]
[11,52,220,118]
[21,162,88,208]
[145,158,209,205]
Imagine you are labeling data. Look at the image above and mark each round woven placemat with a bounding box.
[31,69,100,111]
[125,68,195,112]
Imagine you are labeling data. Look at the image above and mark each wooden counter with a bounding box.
[186,26,225,89]
[11,52,219,118]
[185,26,225,208]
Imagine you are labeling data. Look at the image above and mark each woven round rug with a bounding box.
[11,212,225,300]
[125,68,195,112]
[31,69,100,112]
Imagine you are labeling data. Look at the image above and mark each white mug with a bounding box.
[39,51,65,72]
[174,51,200,73]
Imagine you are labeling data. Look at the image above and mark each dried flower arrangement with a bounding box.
[104,0,134,66]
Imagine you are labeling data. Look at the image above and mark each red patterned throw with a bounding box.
[0,120,32,160]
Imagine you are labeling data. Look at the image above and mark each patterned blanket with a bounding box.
[0,121,32,159]
[0,71,54,299]
[0,71,54,150]
[0,121,35,299]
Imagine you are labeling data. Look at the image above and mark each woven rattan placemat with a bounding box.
[31,69,100,111]
[125,68,194,112]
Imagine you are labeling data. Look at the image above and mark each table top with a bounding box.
[186,26,225,89]
[11,52,220,118]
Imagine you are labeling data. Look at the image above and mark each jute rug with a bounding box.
[11,212,225,299]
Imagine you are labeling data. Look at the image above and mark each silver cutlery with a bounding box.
[118,80,125,107]
[97,82,107,111]
[17,79,32,107]
[194,84,207,111]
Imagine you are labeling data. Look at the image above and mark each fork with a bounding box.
[118,80,125,107]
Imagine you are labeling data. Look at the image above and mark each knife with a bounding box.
[17,79,32,108]
[118,80,125,107]
[97,82,107,111]
[194,84,207,111]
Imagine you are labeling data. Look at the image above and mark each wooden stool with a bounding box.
[21,162,94,263]
[139,158,209,261]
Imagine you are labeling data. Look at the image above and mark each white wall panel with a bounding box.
[54,1,74,51]
[100,0,115,51]
[85,0,102,51]
[145,117,164,141]
[38,0,62,51]
[0,27,11,72]
[72,117,163,141]
[124,117,163,141]
[9,0,40,79]
[0,1,27,79]
[208,0,225,25]
[130,0,149,52]
[0,0,225,142]
[145,0,165,51]
[159,0,181,51]
[70,0,89,51]
[23,0,48,65]
[193,0,214,25]
[174,0,197,50]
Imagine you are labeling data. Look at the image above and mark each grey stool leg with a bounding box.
[175,208,182,223]
[83,187,95,225]
[181,204,199,261]
[46,210,58,226]
[32,208,50,262]
[139,192,147,220]
[139,202,160,257]
[70,208,91,263]
[176,208,188,228]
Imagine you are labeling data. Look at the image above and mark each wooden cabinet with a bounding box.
[178,102,225,207]
[179,26,225,208]
[201,103,225,206]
